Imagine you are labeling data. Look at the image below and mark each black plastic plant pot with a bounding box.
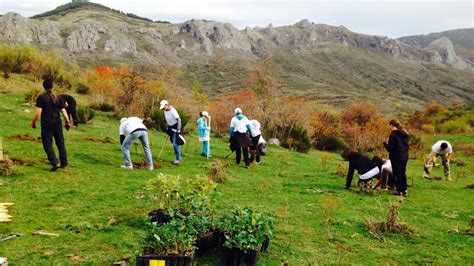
[148,209,172,224]
[195,230,222,256]
[136,255,193,266]
[221,247,258,266]
[260,237,270,252]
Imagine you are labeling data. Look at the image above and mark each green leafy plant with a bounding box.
[77,106,95,124]
[219,206,274,251]
[143,217,196,256]
[146,173,217,218]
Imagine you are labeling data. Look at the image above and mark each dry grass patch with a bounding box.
[365,199,415,240]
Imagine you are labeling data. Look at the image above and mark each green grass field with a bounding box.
[0,76,473,264]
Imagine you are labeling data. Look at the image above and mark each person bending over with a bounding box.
[424,140,453,181]
[345,151,380,193]
[119,117,153,171]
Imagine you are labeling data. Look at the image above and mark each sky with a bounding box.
[0,0,473,38]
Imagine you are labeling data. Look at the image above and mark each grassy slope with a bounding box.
[0,75,473,264]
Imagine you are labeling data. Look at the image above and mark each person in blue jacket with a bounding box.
[197,111,211,157]
[229,108,252,168]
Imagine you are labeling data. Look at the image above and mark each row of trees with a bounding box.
[3,45,470,155]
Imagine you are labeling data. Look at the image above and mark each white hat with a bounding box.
[159,100,169,110]
[234,107,242,114]
[120,117,127,124]
[201,111,209,117]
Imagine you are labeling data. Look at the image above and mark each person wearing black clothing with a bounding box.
[384,119,409,197]
[58,94,79,127]
[31,78,71,171]
[345,151,380,193]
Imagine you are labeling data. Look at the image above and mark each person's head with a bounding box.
[235,107,242,115]
[372,156,384,168]
[389,119,402,130]
[440,142,448,150]
[342,150,358,161]
[43,78,54,91]
[201,111,209,119]
[159,100,170,111]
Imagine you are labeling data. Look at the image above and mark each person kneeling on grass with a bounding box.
[119,117,153,171]
[31,78,72,171]
[197,111,211,157]
[345,151,380,193]
[371,156,395,190]
[424,140,453,181]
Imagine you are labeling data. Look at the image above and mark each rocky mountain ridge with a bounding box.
[0,5,472,70]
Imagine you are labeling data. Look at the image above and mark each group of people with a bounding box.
[345,119,454,197]
[30,79,266,171]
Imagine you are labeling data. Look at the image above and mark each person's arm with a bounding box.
[176,116,182,133]
[31,108,42,128]
[246,124,252,136]
[61,108,71,130]
[384,133,395,152]
[446,152,452,161]
[346,161,355,189]
[70,103,78,127]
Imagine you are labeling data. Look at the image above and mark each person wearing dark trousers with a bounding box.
[58,94,79,127]
[384,119,409,197]
[345,151,380,193]
[31,78,71,171]
[249,119,262,164]
[230,108,252,168]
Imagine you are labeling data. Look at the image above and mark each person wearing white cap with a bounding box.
[229,107,252,167]
[197,111,211,157]
[160,99,182,165]
[119,117,153,170]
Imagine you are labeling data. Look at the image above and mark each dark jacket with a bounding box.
[346,153,377,188]
[384,130,409,161]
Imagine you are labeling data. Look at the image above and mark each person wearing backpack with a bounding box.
[160,100,183,165]
[229,108,252,168]
[30,78,72,171]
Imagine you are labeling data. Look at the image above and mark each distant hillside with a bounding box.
[1,2,473,112]
[30,1,159,23]
[398,28,474,49]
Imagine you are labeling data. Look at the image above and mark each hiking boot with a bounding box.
[50,163,60,172]
[121,165,133,170]
[172,160,181,165]
[147,166,154,171]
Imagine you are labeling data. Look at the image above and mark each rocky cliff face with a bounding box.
[0,11,471,70]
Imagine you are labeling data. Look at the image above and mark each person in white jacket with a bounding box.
[249,119,262,164]
[229,108,252,167]
[119,117,153,170]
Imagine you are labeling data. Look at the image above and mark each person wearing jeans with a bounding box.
[120,117,153,170]
[424,140,453,181]
[160,99,183,165]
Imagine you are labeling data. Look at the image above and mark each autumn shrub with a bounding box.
[280,125,311,153]
[90,102,115,112]
[24,88,42,103]
[438,120,469,134]
[76,106,95,124]
[150,109,189,133]
[76,83,90,94]
[315,135,348,152]
[341,102,390,153]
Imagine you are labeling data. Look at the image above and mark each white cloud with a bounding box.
[0,0,472,37]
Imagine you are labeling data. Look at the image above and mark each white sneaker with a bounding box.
[121,165,133,170]
[423,173,430,179]
[147,166,154,171]
[172,160,181,165]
